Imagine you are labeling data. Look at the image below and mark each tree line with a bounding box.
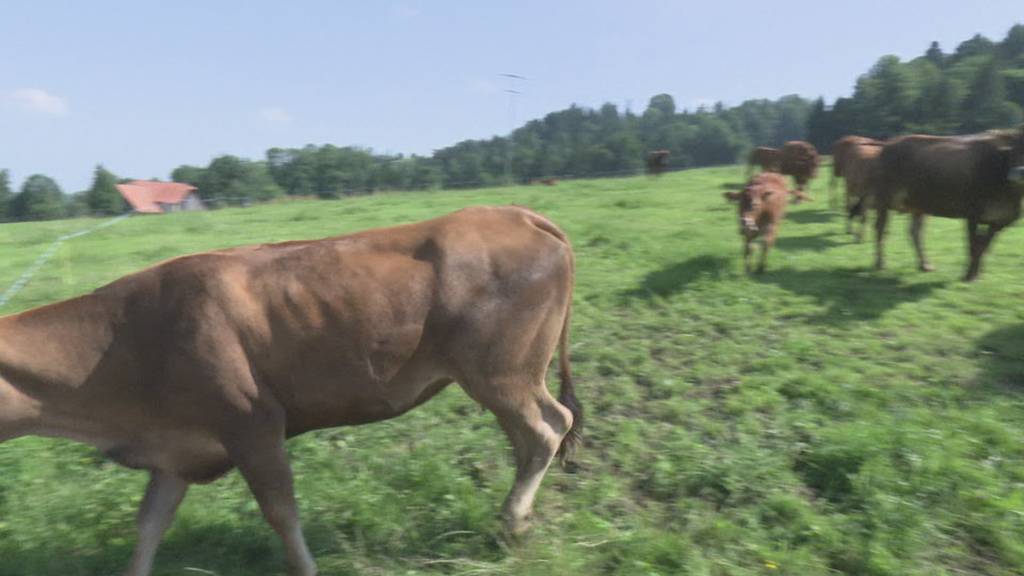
[2,24,1022,222]
[807,25,1024,148]
[0,166,125,223]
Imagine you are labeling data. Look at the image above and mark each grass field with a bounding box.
[1,166,1023,576]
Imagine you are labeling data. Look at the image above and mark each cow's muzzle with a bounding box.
[740,217,758,236]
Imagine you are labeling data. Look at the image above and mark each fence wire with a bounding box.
[0,213,132,309]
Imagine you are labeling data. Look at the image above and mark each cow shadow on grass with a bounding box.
[757,267,946,325]
[775,231,847,253]
[975,324,1024,394]
[0,508,501,576]
[622,254,732,300]
[0,521,287,576]
[787,208,838,224]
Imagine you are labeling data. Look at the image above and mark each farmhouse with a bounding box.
[116,180,205,214]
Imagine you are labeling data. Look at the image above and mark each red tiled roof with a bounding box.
[116,180,198,214]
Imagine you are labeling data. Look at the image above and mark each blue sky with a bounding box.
[0,1,1021,192]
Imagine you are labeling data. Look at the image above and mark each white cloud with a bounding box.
[258,106,293,125]
[7,88,69,116]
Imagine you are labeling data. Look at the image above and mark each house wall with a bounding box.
[180,194,206,211]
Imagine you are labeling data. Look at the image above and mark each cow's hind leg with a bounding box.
[123,471,189,576]
[224,415,317,576]
[910,212,934,272]
[465,378,572,537]
[874,206,889,269]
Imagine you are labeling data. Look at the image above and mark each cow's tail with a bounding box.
[520,207,583,468]
[555,246,583,468]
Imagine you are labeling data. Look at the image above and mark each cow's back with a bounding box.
[126,206,574,435]
[880,134,1018,219]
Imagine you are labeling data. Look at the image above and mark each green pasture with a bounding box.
[0,166,1022,575]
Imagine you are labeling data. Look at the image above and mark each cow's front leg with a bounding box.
[964,220,1002,282]
[226,414,318,576]
[123,471,189,576]
[757,226,776,274]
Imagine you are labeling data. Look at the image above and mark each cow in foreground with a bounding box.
[830,135,883,209]
[874,127,1024,281]
[0,206,583,576]
[724,173,791,273]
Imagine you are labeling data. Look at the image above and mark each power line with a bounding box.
[0,213,132,309]
[500,74,526,185]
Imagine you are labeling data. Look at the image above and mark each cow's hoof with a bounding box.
[502,514,532,542]
[919,263,936,272]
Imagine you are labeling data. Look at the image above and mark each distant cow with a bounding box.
[830,135,883,208]
[0,206,583,576]
[646,150,670,175]
[530,178,559,186]
[779,140,820,201]
[724,173,791,273]
[747,146,781,177]
[874,127,1024,280]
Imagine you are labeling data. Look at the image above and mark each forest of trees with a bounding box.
[2,25,1022,222]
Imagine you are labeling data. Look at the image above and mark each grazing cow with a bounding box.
[830,135,883,208]
[874,127,1024,280]
[646,149,670,175]
[779,140,820,201]
[746,146,781,178]
[0,206,583,576]
[724,173,791,273]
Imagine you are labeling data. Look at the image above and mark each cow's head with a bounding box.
[724,184,777,237]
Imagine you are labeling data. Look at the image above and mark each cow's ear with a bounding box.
[723,191,741,202]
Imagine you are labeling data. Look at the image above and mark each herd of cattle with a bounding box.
[1,127,1023,576]
[728,126,1024,280]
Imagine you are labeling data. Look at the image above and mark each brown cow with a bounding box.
[874,127,1024,280]
[646,149,670,175]
[747,146,781,178]
[0,206,582,576]
[724,173,791,273]
[779,140,820,201]
[830,135,883,208]
[837,140,886,241]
